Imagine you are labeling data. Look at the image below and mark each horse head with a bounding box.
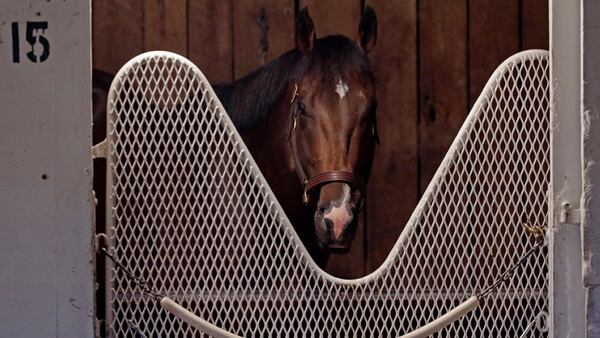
[289,7,378,252]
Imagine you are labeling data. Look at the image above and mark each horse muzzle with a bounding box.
[314,203,358,252]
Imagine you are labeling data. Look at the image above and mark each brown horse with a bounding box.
[215,7,378,266]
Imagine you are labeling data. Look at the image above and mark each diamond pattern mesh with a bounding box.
[105,50,549,337]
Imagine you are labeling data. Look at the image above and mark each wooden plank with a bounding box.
[521,0,549,50]
[365,0,418,273]
[468,0,520,288]
[418,0,468,194]
[299,0,361,38]
[417,2,469,286]
[232,1,295,79]
[93,0,144,74]
[469,0,519,105]
[144,0,187,56]
[188,0,234,84]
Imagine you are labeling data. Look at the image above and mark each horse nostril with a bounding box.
[324,218,333,229]
[319,206,327,214]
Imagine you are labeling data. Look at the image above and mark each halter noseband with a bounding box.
[289,83,375,205]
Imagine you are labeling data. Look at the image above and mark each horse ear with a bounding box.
[358,6,377,53]
[296,7,316,54]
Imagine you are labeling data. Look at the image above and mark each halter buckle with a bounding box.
[290,83,299,104]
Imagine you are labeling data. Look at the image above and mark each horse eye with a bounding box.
[297,102,306,113]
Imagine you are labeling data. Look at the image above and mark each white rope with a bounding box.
[398,296,480,338]
[161,295,543,338]
[161,295,479,338]
[160,297,242,338]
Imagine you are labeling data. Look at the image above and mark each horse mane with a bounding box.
[213,50,302,131]
[214,35,374,131]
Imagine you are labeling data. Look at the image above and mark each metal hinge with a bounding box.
[92,139,107,159]
[95,233,109,253]
[559,202,581,224]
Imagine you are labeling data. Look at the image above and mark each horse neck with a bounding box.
[213,53,321,248]
[238,85,298,186]
[240,95,317,249]
[216,67,308,225]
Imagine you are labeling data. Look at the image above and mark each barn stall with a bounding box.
[93,0,549,279]
[0,0,597,337]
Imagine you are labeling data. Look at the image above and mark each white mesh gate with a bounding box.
[103,50,550,337]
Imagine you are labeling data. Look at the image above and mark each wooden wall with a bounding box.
[93,0,548,278]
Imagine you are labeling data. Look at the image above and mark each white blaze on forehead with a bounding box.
[335,79,349,98]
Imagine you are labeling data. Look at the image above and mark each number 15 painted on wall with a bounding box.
[12,21,50,63]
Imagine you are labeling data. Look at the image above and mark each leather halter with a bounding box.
[288,83,376,205]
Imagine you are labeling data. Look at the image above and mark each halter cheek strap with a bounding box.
[288,83,367,206]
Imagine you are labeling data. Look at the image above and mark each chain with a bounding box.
[99,246,163,302]
[100,245,163,337]
[126,318,149,338]
[518,311,548,338]
[477,222,545,299]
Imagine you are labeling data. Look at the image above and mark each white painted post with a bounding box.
[549,0,586,337]
[0,0,94,337]
[581,1,600,336]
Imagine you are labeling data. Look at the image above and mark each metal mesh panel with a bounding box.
[105,50,550,337]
